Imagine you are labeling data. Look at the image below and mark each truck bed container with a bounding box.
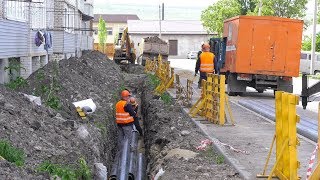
[221,16,303,77]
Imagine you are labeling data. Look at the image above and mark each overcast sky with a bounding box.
[93,0,315,21]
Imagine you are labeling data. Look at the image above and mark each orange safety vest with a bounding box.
[115,100,134,124]
[200,52,215,73]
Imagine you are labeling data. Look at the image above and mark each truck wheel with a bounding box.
[227,73,246,96]
[227,85,236,96]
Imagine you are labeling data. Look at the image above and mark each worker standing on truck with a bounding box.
[195,43,215,88]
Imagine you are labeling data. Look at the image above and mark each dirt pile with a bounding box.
[0,51,128,178]
[143,36,167,44]
[141,80,241,179]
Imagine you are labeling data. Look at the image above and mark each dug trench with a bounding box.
[0,50,241,179]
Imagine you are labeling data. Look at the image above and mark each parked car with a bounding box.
[187,51,198,59]
[300,51,320,74]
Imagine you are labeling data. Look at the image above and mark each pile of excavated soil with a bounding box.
[141,80,241,179]
[0,51,136,178]
[143,36,167,44]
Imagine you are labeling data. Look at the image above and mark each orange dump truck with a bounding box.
[211,16,303,95]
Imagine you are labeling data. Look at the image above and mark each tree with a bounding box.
[201,0,241,36]
[302,34,320,52]
[236,0,258,15]
[259,0,307,18]
[98,17,107,53]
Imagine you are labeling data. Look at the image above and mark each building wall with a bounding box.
[0,20,29,58]
[93,22,127,44]
[0,58,9,84]
[130,34,212,59]
[0,0,4,19]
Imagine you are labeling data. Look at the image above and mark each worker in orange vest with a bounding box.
[195,43,215,88]
[115,90,143,138]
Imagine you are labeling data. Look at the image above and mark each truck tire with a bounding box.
[277,78,293,93]
[227,73,246,96]
[256,89,264,93]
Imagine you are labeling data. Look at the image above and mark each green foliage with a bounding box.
[201,147,225,164]
[201,0,241,36]
[160,93,172,105]
[302,34,320,52]
[37,158,92,180]
[259,0,307,18]
[0,140,25,166]
[201,0,307,36]
[34,61,61,110]
[236,0,258,15]
[46,95,61,110]
[5,76,28,90]
[147,74,160,88]
[98,17,107,52]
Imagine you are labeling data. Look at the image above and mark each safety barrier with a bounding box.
[189,73,234,125]
[144,55,174,95]
[257,91,300,180]
[175,74,193,107]
[307,103,320,180]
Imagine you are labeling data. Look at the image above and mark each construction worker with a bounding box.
[116,90,143,138]
[195,43,215,88]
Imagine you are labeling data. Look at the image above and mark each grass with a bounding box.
[37,158,92,180]
[160,93,172,105]
[201,147,225,164]
[147,73,160,88]
[5,77,28,90]
[95,122,107,136]
[0,140,25,166]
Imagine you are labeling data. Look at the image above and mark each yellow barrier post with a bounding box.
[219,75,226,125]
[205,73,214,122]
[257,91,300,179]
[189,79,207,117]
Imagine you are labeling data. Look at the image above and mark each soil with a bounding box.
[143,36,167,44]
[0,50,242,179]
[141,79,242,180]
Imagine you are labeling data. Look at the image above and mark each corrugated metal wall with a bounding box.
[63,32,75,53]
[0,20,28,58]
[52,31,64,53]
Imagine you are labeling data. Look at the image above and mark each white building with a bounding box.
[128,20,216,59]
[0,0,94,84]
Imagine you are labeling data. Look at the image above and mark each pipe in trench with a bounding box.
[128,131,139,180]
[136,153,146,180]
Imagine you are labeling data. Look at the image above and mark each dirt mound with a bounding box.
[0,51,130,178]
[141,80,241,179]
[143,36,167,44]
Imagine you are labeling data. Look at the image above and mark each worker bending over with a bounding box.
[195,43,215,88]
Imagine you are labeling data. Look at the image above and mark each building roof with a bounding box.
[128,20,215,35]
[93,14,140,23]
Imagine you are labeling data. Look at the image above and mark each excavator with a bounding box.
[113,27,136,64]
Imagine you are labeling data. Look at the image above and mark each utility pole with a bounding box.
[258,0,263,16]
[159,4,162,38]
[311,0,318,75]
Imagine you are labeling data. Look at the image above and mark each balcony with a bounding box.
[82,3,93,20]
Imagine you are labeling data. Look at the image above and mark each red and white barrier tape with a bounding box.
[306,144,318,179]
[196,139,249,155]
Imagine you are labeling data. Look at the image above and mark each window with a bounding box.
[119,27,125,32]
[31,0,46,29]
[5,0,27,21]
[65,6,75,32]
[300,53,307,60]
[107,27,113,35]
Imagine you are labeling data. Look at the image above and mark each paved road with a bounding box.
[169,58,320,120]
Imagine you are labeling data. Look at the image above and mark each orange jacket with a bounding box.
[115,100,134,124]
[200,52,215,73]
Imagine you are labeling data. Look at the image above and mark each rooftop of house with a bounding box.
[93,14,140,23]
[127,20,215,35]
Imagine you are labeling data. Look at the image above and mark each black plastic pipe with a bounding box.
[136,153,146,180]
[128,131,139,180]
